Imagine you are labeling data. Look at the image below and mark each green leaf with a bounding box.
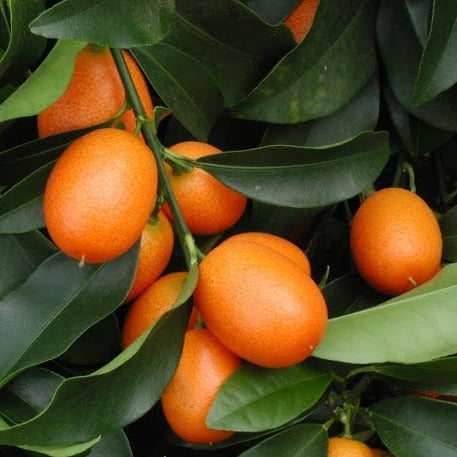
[377,0,457,132]
[0,245,138,387]
[0,231,56,299]
[133,43,224,141]
[0,40,86,123]
[314,263,457,364]
[238,424,328,457]
[370,396,457,457]
[208,363,332,432]
[30,0,174,48]
[243,0,300,23]
[0,0,46,83]
[371,357,457,383]
[232,0,377,123]
[0,161,53,234]
[413,0,457,104]
[164,0,294,105]
[262,74,380,147]
[195,131,389,208]
[405,0,432,45]
[87,430,133,457]
[439,204,457,262]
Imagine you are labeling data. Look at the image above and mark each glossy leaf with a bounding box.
[439,204,457,262]
[238,424,328,457]
[0,231,56,299]
[243,0,300,23]
[262,74,380,147]
[377,0,457,132]
[0,245,138,387]
[133,44,224,141]
[232,0,377,123]
[0,161,53,234]
[195,131,389,208]
[370,396,457,457]
[0,0,46,82]
[413,0,457,104]
[87,430,133,457]
[208,363,332,432]
[164,0,294,105]
[0,40,85,123]
[30,0,174,48]
[314,263,457,364]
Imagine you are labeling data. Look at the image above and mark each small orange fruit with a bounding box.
[122,271,198,348]
[225,231,311,274]
[285,0,320,42]
[38,45,153,138]
[371,449,389,457]
[328,437,373,457]
[161,328,241,444]
[43,128,157,263]
[125,211,174,302]
[350,187,442,296]
[163,141,247,235]
[194,237,327,368]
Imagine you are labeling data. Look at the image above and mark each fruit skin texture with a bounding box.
[37,46,153,138]
[161,328,241,444]
[43,128,157,263]
[328,437,373,457]
[285,0,320,42]
[163,141,247,235]
[350,187,442,296]
[226,231,311,274]
[122,271,198,348]
[125,211,174,302]
[194,237,328,368]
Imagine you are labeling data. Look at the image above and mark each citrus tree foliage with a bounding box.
[0,0,457,456]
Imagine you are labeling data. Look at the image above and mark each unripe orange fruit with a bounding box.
[163,141,247,235]
[122,272,197,349]
[38,45,153,138]
[161,328,241,444]
[328,437,373,457]
[125,211,174,302]
[285,0,320,42]
[43,128,157,263]
[194,237,327,368]
[350,187,442,296]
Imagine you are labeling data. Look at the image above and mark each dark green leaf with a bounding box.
[377,0,457,132]
[370,396,457,457]
[238,424,328,457]
[195,131,389,208]
[0,40,86,123]
[405,0,432,45]
[232,0,377,123]
[208,363,331,432]
[413,0,457,104]
[0,231,56,299]
[314,263,457,364]
[164,0,294,105]
[0,161,53,234]
[30,0,174,48]
[439,204,457,262]
[133,43,224,141]
[87,430,133,457]
[262,74,380,147]
[0,0,46,83]
[243,0,300,23]
[0,244,138,387]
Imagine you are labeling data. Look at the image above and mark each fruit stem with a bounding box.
[402,161,416,193]
[110,48,200,269]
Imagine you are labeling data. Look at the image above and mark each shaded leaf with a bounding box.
[30,0,174,48]
[405,0,432,45]
[195,131,389,208]
[370,396,457,457]
[238,424,328,457]
[413,0,457,104]
[0,40,86,123]
[314,263,457,364]
[232,0,377,123]
[439,204,457,262]
[262,74,380,147]
[0,245,138,387]
[87,430,133,457]
[133,43,223,141]
[208,363,331,432]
